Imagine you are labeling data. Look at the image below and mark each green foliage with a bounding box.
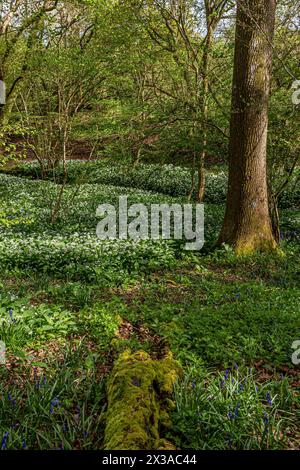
[0,174,181,282]
[0,233,177,282]
[117,249,300,367]
[7,160,299,208]
[0,294,77,351]
[0,343,106,450]
[0,206,33,228]
[0,161,298,449]
[0,123,28,168]
[78,303,120,351]
[171,366,298,450]
[0,0,299,452]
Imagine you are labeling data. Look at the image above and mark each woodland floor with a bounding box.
[0,158,299,450]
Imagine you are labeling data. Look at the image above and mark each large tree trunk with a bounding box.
[218,0,278,255]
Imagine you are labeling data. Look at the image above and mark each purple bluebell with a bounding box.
[9,309,14,321]
[50,398,59,414]
[234,403,240,418]
[266,392,273,407]
[263,412,269,425]
[1,432,9,450]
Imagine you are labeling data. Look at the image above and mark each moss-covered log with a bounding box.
[104,349,180,450]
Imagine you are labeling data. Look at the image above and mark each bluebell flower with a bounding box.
[1,432,9,450]
[263,412,269,425]
[9,309,15,323]
[7,394,16,407]
[50,398,59,414]
[22,439,26,450]
[234,403,240,418]
[266,392,273,407]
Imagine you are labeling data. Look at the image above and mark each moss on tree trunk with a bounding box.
[104,350,180,450]
[218,0,278,255]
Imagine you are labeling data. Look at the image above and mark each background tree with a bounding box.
[131,0,234,199]
[0,0,60,125]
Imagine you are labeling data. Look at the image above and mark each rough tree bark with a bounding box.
[218,0,278,254]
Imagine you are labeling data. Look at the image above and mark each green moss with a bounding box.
[234,229,278,256]
[104,349,180,450]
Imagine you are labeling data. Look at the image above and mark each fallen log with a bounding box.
[104,349,180,450]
